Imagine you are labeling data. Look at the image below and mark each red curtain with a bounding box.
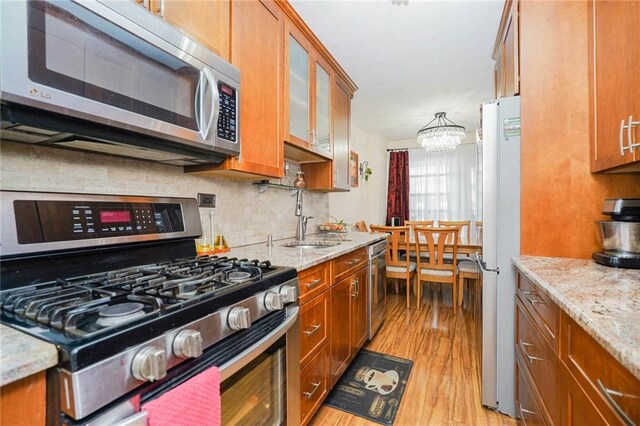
[386,150,410,225]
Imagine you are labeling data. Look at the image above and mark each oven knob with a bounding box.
[279,285,298,303]
[264,292,285,311]
[173,329,203,359]
[228,307,251,330]
[131,347,167,382]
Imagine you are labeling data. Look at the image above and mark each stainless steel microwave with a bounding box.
[0,0,240,165]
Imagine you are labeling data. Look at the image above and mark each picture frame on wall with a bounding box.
[350,151,359,187]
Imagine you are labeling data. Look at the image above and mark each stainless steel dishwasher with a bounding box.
[368,239,387,340]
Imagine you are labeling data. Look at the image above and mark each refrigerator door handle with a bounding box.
[475,252,499,274]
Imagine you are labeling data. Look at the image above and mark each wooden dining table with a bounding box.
[400,236,483,257]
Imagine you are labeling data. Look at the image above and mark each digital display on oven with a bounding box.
[100,210,131,223]
[14,200,186,245]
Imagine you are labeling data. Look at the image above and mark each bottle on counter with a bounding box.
[213,222,229,254]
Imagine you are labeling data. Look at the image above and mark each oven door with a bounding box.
[0,0,239,156]
[74,308,300,426]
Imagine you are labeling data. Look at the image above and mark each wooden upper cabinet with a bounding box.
[590,0,640,172]
[146,0,230,60]
[301,78,351,191]
[284,22,333,162]
[185,0,285,179]
[493,0,519,99]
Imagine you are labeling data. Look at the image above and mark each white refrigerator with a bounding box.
[477,95,520,417]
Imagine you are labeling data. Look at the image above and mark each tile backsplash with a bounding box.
[0,142,329,247]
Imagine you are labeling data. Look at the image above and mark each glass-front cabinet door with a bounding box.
[314,59,332,157]
[286,24,333,160]
[288,32,310,145]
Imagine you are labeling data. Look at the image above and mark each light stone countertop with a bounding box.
[512,256,640,380]
[228,231,388,271]
[0,324,58,387]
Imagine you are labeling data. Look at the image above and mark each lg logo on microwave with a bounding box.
[29,88,51,99]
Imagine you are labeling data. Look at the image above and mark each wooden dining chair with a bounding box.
[370,225,417,309]
[475,221,483,244]
[404,220,435,260]
[438,220,472,262]
[413,227,459,313]
[457,258,481,310]
[355,220,369,232]
[438,220,470,244]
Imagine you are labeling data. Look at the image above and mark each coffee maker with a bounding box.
[593,199,640,269]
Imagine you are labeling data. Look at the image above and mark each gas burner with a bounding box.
[227,271,252,282]
[96,302,146,327]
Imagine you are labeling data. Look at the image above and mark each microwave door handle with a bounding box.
[202,68,218,140]
[194,72,204,135]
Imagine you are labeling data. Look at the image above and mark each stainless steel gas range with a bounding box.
[0,191,300,425]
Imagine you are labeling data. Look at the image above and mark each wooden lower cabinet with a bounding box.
[300,344,330,426]
[299,290,329,367]
[297,252,371,425]
[516,358,547,426]
[560,365,608,426]
[350,266,368,353]
[329,275,352,386]
[560,312,640,425]
[0,371,47,426]
[515,297,558,422]
[516,271,640,426]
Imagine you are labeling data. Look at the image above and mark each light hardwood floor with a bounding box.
[310,284,517,426]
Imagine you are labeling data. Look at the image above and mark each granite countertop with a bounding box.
[512,256,640,380]
[228,231,387,271]
[0,324,58,387]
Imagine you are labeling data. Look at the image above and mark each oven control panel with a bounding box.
[13,200,186,244]
[216,82,237,142]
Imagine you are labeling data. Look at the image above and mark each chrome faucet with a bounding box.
[295,189,313,241]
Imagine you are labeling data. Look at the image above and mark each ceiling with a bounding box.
[289,0,505,142]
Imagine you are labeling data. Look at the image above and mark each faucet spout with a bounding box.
[295,189,308,240]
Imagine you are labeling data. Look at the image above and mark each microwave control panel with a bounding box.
[217,82,237,143]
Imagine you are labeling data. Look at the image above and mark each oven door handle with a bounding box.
[219,306,299,382]
[109,307,299,426]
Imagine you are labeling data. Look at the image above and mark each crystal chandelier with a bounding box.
[417,112,466,152]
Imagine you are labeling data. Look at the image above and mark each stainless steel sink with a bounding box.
[282,240,341,249]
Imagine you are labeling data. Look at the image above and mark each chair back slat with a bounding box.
[438,220,470,244]
[414,227,458,273]
[370,225,410,268]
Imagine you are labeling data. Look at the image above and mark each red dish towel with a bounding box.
[142,367,221,426]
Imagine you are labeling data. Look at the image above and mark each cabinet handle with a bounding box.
[303,324,321,336]
[304,279,321,289]
[351,278,359,298]
[519,340,544,363]
[518,403,537,425]
[303,381,322,400]
[596,379,638,426]
[522,290,545,305]
[346,259,361,266]
[628,115,640,152]
[620,118,628,156]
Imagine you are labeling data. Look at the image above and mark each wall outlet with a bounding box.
[197,193,216,208]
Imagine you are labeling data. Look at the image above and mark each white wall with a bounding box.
[0,142,330,247]
[328,123,387,228]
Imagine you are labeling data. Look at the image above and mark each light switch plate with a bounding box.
[197,193,216,208]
